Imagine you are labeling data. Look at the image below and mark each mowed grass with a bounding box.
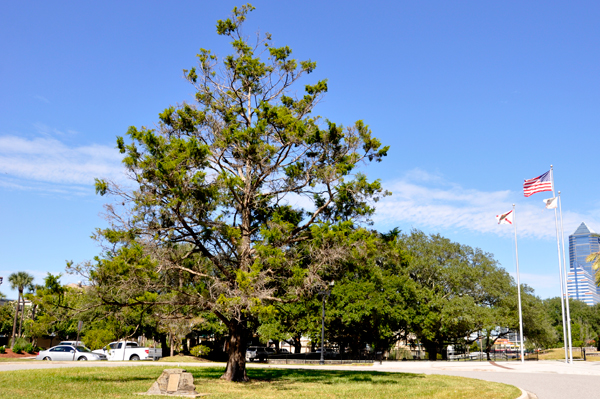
[538,347,600,361]
[0,366,521,399]
[538,348,571,360]
[538,347,587,360]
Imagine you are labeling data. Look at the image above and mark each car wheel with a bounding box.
[43,357,51,361]
[130,355,140,361]
[77,356,87,361]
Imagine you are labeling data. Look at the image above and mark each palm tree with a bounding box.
[587,252,600,286]
[8,272,34,348]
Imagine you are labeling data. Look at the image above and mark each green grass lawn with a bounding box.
[538,348,570,360]
[538,347,590,361]
[0,365,521,399]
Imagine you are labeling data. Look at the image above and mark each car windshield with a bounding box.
[76,346,92,352]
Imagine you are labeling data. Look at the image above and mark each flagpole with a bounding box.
[551,165,569,363]
[558,191,573,363]
[513,204,525,363]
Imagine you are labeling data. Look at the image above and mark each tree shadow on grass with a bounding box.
[250,369,422,382]
[190,367,423,387]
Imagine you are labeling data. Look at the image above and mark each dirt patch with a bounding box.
[0,349,37,359]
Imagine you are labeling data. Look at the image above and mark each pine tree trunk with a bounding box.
[220,321,249,382]
[10,293,20,348]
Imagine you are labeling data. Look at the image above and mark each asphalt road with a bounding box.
[372,360,600,399]
[2,359,599,398]
[380,368,598,399]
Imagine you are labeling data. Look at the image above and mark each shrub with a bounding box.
[24,343,35,354]
[190,345,211,358]
[0,346,6,354]
[12,343,23,354]
[11,337,30,354]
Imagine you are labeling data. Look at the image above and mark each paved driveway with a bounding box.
[2,359,599,398]
[371,360,600,399]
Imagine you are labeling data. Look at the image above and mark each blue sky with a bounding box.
[1,1,599,300]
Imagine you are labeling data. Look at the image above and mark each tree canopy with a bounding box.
[396,230,552,360]
[258,229,414,356]
[544,297,600,349]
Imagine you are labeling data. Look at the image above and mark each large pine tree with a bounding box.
[90,4,388,381]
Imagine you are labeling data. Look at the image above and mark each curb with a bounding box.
[516,387,537,399]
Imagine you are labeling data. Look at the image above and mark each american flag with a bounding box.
[523,170,553,197]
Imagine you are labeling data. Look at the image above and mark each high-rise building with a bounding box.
[566,222,600,306]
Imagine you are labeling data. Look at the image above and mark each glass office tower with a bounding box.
[567,222,600,305]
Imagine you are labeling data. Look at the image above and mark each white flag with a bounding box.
[543,197,557,209]
[496,210,513,225]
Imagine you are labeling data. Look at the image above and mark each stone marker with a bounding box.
[141,369,205,397]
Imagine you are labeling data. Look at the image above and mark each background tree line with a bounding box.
[7,228,595,362]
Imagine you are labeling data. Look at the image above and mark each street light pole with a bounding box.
[320,294,326,365]
[319,281,334,365]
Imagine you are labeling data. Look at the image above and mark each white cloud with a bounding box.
[33,123,78,137]
[0,135,125,189]
[34,95,50,104]
[375,169,600,240]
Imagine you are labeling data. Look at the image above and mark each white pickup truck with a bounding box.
[92,341,162,361]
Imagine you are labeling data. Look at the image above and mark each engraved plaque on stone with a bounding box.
[141,368,204,396]
[167,373,181,392]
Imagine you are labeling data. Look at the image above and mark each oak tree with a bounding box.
[399,230,520,360]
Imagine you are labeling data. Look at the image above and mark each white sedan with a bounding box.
[36,345,107,361]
